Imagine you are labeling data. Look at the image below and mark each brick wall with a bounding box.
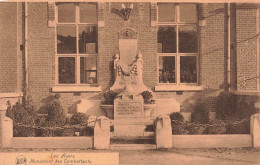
[0,3,18,93]
[98,3,157,90]
[236,4,258,91]
[8,2,259,113]
[27,2,55,110]
[25,3,229,112]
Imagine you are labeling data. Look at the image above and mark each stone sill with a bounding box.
[231,90,260,96]
[155,85,203,92]
[0,92,23,98]
[52,85,101,92]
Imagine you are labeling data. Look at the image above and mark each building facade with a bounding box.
[0,2,259,117]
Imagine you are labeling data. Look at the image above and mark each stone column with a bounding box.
[155,115,172,149]
[0,103,13,148]
[250,113,260,148]
[94,116,110,149]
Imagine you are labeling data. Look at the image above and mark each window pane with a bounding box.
[159,56,175,83]
[80,3,97,23]
[158,3,175,22]
[80,57,97,84]
[180,4,197,23]
[79,26,98,54]
[180,56,197,83]
[158,26,176,53]
[57,26,76,54]
[58,3,75,23]
[59,57,75,84]
[179,25,198,53]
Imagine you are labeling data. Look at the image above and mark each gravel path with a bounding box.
[0,147,259,165]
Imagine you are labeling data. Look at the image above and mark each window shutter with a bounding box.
[48,2,55,28]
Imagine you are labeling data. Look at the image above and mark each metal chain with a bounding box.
[171,118,250,128]
[13,121,95,130]
[13,118,250,130]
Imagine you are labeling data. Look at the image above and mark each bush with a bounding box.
[184,125,207,135]
[216,91,236,119]
[141,91,155,104]
[43,94,66,126]
[70,112,89,125]
[74,127,94,136]
[236,99,256,119]
[102,91,117,105]
[6,97,38,137]
[6,99,37,125]
[191,100,209,124]
[226,120,250,134]
[170,112,184,122]
[13,125,36,137]
[206,119,226,134]
[172,123,187,135]
[171,122,207,135]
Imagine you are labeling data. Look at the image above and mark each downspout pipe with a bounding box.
[228,3,231,88]
[23,2,28,101]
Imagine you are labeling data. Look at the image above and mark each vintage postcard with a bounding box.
[0,0,260,164]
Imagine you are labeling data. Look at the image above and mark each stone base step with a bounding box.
[110,144,157,150]
[110,130,154,137]
[110,131,154,137]
[110,134,155,144]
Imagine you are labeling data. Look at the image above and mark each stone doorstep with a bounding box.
[114,123,146,135]
[112,118,155,125]
[111,132,155,138]
[109,144,157,150]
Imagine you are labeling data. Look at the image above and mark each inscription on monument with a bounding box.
[115,101,143,117]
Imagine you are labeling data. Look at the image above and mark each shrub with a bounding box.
[191,100,209,124]
[70,112,89,125]
[184,124,207,135]
[215,91,236,119]
[170,112,184,122]
[171,122,207,135]
[226,120,250,134]
[75,127,94,136]
[13,125,36,137]
[236,99,256,119]
[141,91,155,104]
[206,119,226,134]
[6,99,37,125]
[44,94,66,126]
[172,123,187,135]
[102,91,117,105]
[6,97,38,137]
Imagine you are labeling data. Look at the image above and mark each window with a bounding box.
[157,3,198,85]
[56,2,98,85]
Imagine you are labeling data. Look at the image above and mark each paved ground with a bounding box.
[0,148,260,165]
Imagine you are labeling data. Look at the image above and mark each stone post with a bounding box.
[0,103,13,148]
[250,113,260,148]
[155,115,172,149]
[94,116,110,149]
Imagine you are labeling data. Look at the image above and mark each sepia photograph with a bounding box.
[0,0,260,164]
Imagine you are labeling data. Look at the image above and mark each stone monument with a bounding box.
[109,28,156,137]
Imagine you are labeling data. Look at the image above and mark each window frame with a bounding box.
[54,2,98,87]
[157,3,199,86]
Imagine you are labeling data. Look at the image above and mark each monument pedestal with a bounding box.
[112,86,153,137]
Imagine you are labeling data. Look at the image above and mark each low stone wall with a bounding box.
[11,137,93,149]
[172,134,252,148]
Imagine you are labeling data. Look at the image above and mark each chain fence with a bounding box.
[171,118,250,128]
[12,117,251,131]
[13,121,96,131]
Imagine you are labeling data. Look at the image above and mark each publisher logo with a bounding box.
[16,155,27,165]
